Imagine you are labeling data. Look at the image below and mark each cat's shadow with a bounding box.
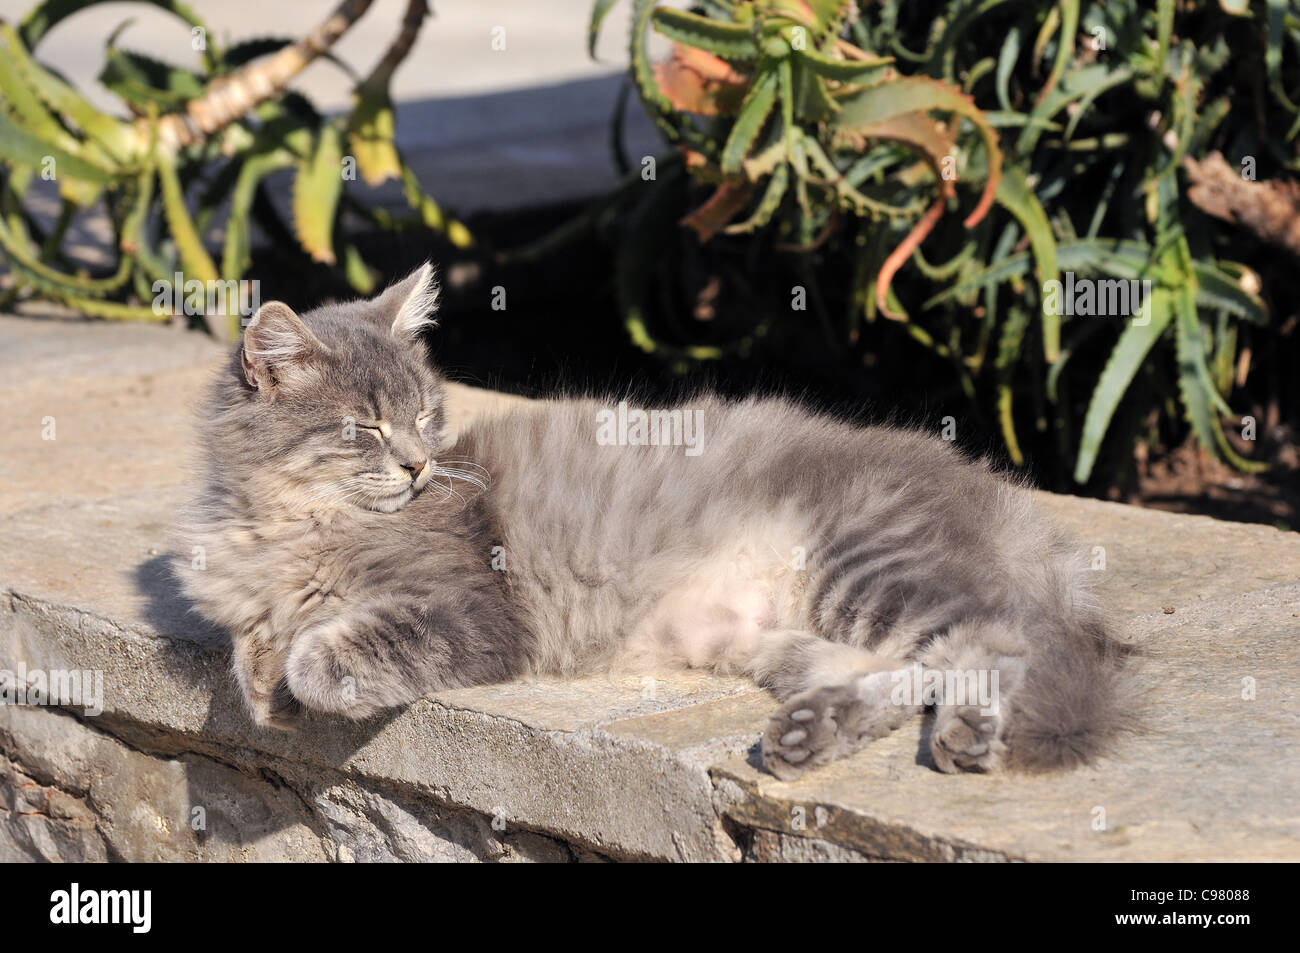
[135,554,400,849]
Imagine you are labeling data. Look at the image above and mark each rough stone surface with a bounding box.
[1,315,1297,862]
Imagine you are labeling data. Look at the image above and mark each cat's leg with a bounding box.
[645,604,924,779]
[920,620,1027,773]
[924,610,1137,773]
[231,632,301,730]
[739,629,923,781]
[285,596,531,719]
[761,663,926,781]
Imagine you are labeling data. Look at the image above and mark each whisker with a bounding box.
[432,466,488,492]
[432,473,467,509]
[292,478,363,513]
[434,459,491,481]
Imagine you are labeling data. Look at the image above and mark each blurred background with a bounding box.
[1,0,1297,528]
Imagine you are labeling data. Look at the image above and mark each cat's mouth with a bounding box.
[367,490,413,513]
[364,483,417,513]
[349,464,436,514]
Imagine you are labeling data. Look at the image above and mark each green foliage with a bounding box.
[0,0,467,339]
[590,0,1294,486]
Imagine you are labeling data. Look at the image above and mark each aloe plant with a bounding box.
[0,0,469,339]
[587,0,1294,487]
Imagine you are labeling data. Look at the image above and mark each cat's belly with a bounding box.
[505,506,813,674]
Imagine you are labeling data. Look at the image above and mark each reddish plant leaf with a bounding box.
[875,196,946,320]
[834,111,959,203]
[680,182,757,241]
[654,44,751,117]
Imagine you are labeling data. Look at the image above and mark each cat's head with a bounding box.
[220,263,449,514]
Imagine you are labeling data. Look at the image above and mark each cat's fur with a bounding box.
[176,264,1137,778]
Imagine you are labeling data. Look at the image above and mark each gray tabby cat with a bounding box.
[177,264,1136,778]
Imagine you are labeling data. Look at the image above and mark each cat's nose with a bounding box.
[401,458,427,480]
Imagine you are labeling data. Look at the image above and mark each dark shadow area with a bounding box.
[133,554,405,852]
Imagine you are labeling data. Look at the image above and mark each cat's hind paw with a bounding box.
[930,706,1005,773]
[762,679,900,781]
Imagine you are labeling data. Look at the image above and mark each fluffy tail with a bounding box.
[1004,612,1141,772]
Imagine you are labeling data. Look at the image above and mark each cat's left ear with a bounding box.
[383,262,440,342]
[241,301,327,396]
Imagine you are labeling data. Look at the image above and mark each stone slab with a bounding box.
[1,315,1297,861]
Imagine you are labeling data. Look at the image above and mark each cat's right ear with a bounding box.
[241,302,327,396]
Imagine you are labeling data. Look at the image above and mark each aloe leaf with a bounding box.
[1062,67,1134,142]
[803,0,855,38]
[99,41,204,110]
[1193,264,1268,326]
[1173,283,1267,472]
[0,24,123,187]
[995,25,1021,112]
[347,83,403,186]
[588,0,621,59]
[20,0,218,71]
[651,7,759,61]
[1,23,137,163]
[397,155,473,247]
[0,32,89,157]
[721,64,778,175]
[158,154,228,334]
[221,147,294,277]
[834,110,956,179]
[1212,310,1236,401]
[1040,0,1079,104]
[341,242,376,294]
[680,181,756,240]
[995,305,1032,466]
[833,75,1002,226]
[1265,0,1300,111]
[798,46,892,82]
[291,123,344,264]
[927,237,1268,329]
[630,0,702,146]
[57,292,173,321]
[0,209,131,295]
[724,162,789,234]
[1017,62,1113,154]
[0,109,115,184]
[995,166,1060,362]
[1074,289,1174,484]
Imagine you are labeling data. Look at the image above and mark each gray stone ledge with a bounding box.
[1,315,1297,862]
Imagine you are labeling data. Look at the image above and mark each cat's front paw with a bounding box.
[762,682,879,781]
[246,681,304,731]
[930,706,1005,773]
[254,706,303,732]
[287,618,369,718]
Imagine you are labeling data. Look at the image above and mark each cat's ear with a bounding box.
[241,302,327,395]
[383,262,440,341]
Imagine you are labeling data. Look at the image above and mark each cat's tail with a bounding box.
[1003,610,1142,772]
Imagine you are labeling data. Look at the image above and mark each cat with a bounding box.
[175,263,1137,779]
